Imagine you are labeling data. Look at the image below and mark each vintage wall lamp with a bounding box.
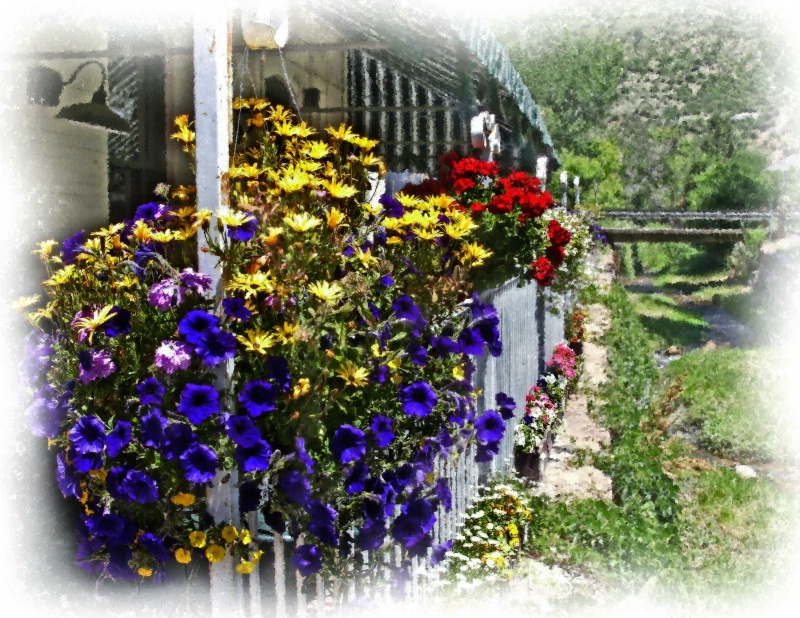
[26,60,130,133]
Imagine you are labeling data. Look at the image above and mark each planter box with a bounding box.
[567,341,583,356]
[514,428,553,481]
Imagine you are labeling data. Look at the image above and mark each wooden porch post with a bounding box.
[193,7,240,618]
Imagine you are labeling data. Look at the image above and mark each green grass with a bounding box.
[664,348,783,462]
[522,286,792,606]
[628,292,708,348]
[689,283,750,303]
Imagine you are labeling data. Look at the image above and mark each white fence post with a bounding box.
[193,5,238,617]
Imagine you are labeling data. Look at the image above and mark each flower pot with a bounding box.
[568,341,583,356]
[514,428,553,481]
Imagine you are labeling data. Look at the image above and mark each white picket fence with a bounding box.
[224,281,571,617]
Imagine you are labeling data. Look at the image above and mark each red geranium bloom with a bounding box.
[453,177,476,194]
[470,202,486,214]
[531,257,556,286]
[545,244,566,266]
[548,220,572,247]
[488,193,513,214]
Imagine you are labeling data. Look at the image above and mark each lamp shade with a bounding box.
[55,85,131,134]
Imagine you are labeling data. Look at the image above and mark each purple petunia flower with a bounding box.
[370,415,395,448]
[330,424,367,464]
[121,469,159,503]
[180,443,219,484]
[399,380,438,417]
[345,461,369,495]
[179,310,220,345]
[179,268,213,295]
[392,499,436,549]
[234,439,273,473]
[26,391,67,439]
[358,517,387,551]
[194,327,237,366]
[161,422,197,460]
[295,436,315,474]
[379,193,404,218]
[495,392,517,420]
[154,340,192,374]
[137,377,165,407]
[458,327,485,356]
[177,383,220,425]
[267,356,292,393]
[222,297,252,322]
[227,216,258,241]
[61,229,87,265]
[78,349,116,384]
[69,415,106,454]
[430,335,461,358]
[280,470,311,505]
[138,533,170,563]
[225,415,262,447]
[56,452,81,498]
[106,420,132,458]
[84,512,138,545]
[475,410,505,445]
[431,540,453,566]
[148,279,182,312]
[239,380,277,417]
[67,446,103,473]
[106,466,129,500]
[379,273,394,287]
[238,481,261,513]
[405,341,428,366]
[134,202,165,222]
[392,295,424,325]
[306,500,338,546]
[435,478,452,512]
[292,544,322,577]
[140,409,167,448]
[101,306,131,338]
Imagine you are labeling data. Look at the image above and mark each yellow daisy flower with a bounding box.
[277,170,312,193]
[292,377,311,399]
[263,227,284,246]
[346,135,379,151]
[307,280,343,302]
[13,295,40,312]
[33,240,58,260]
[225,272,275,298]
[268,104,293,122]
[335,361,370,388]
[321,178,358,199]
[236,329,276,355]
[283,212,322,233]
[460,242,494,266]
[326,208,346,230]
[302,140,332,159]
[326,123,356,141]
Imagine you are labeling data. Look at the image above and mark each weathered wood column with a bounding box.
[193,6,240,618]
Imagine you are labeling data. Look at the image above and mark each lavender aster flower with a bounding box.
[78,349,116,384]
[370,415,395,448]
[180,443,219,484]
[292,544,322,577]
[399,380,437,417]
[177,383,220,425]
[154,340,192,374]
[179,268,213,294]
[148,279,180,312]
[330,424,367,464]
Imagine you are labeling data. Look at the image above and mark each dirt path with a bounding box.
[531,252,614,502]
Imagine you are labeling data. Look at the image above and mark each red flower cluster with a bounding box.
[548,219,572,247]
[531,256,556,286]
[399,177,446,198]
[485,172,553,219]
[451,157,499,179]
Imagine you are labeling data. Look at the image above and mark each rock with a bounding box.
[735,464,757,479]
[666,345,681,356]
[702,341,717,351]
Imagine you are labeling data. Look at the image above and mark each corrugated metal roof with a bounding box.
[289,0,559,165]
